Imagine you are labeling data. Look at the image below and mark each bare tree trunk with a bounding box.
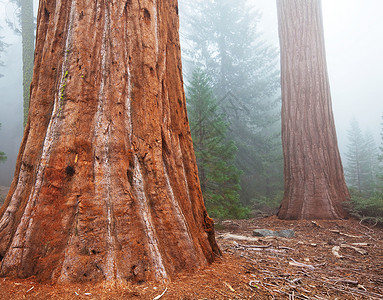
[21,0,34,127]
[0,0,220,284]
[277,0,349,219]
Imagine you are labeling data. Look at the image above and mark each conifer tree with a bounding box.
[345,119,365,193]
[345,119,379,195]
[187,68,248,219]
[180,0,282,204]
[0,123,6,162]
[363,130,380,194]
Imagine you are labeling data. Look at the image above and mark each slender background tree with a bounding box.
[6,0,35,126]
[345,119,366,193]
[345,119,380,195]
[277,0,349,219]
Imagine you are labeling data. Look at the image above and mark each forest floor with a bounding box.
[0,200,382,298]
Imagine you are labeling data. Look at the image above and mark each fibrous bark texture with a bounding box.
[277,0,349,220]
[0,0,220,283]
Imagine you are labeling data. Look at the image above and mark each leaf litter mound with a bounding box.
[0,216,382,299]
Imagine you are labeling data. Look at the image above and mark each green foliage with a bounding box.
[344,119,380,196]
[0,123,6,163]
[187,68,250,219]
[250,192,283,217]
[0,152,6,162]
[344,117,383,224]
[180,0,283,206]
[346,188,383,225]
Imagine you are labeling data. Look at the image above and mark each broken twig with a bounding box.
[153,287,168,300]
[289,259,315,270]
[332,246,343,259]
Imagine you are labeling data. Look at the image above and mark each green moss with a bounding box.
[58,70,69,116]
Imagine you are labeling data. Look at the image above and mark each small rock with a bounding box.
[277,229,295,238]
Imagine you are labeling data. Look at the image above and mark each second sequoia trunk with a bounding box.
[277,0,349,219]
[0,0,220,283]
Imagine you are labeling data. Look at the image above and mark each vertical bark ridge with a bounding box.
[132,155,168,281]
[93,0,117,281]
[162,160,198,258]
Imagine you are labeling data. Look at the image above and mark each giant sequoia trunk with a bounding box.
[0,0,220,283]
[277,0,349,219]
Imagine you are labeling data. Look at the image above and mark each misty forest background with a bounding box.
[0,0,383,222]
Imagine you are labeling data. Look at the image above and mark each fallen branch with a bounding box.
[350,242,369,247]
[331,246,343,259]
[278,246,295,251]
[289,259,315,270]
[330,278,358,286]
[238,243,272,249]
[220,233,260,242]
[341,244,368,255]
[329,230,363,239]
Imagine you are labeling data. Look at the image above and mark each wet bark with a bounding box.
[0,0,220,284]
[277,0,349,219]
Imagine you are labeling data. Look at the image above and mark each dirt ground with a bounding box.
[0,216,382,299]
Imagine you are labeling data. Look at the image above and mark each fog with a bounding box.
[249,0,383,156]
[1,0,383,186]
[0,0,23,186]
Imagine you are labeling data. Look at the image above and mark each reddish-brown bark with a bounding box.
[277,0,349,219]
[0,0,220,284]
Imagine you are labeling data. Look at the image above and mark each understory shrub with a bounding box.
[346,188,383,225]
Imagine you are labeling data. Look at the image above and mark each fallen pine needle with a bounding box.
[153,287,168,300]
[249,280,260,289]
[26,286,34,293]
[224,282,236,292]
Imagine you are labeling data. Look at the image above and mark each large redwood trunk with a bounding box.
[277,0,349,219]
[0,0,220,283]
